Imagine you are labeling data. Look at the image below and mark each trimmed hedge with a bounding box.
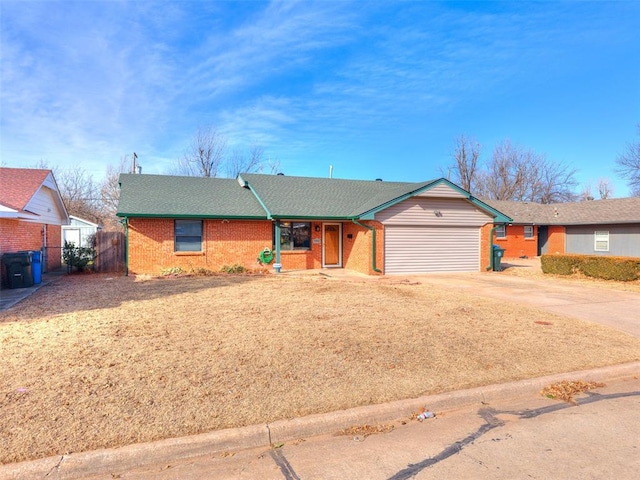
[541,254,640,282]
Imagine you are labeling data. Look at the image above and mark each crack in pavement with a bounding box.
[387,390,640,480]
[269,448,301,480]
[44,455,65,477]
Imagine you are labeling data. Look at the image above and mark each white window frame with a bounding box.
[594,231,609,252]
[495,224,506,239]
[524,225,534,239]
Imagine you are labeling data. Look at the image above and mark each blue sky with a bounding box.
[1,0,639,197]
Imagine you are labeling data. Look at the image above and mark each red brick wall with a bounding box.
[46,224,62,272]
[343,221,384,275]
[494,225,538,259]
[546,226,566,255]
[127,218,273,275]
[127,218,388,276]
[0,219,61,287]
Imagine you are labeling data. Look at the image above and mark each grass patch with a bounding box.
[1,273,639,463]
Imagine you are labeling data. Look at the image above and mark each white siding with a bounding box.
[416,183,467,198]
[24,186,67,224]
[375,197,492,227]
[385,226,480,274]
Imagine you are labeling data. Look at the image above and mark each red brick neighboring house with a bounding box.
[0,168,70,287]
[484,198,640,259]
[117,173,511,276]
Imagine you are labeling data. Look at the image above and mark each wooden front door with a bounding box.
[323,223,342,267]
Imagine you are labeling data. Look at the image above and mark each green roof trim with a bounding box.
[237,173,274,219]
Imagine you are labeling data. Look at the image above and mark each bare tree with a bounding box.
[176,127,227,177]
[457,138,578,203]
[480,140,542,201]
[262,157,282,175]
[56,166,102,222]
[597,178,613,199]
[534,159,578,204]
[615,126,640,196]
[579,182,594,201]
[172,126,277,179]
[99,157,129,230]
[225,144,265,178]
[449,135,481,192]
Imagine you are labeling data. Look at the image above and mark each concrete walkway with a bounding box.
[0,271,65,311]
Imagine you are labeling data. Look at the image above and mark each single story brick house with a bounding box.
[484,197,640,259]
[0,168,70,287]
[116,173,511,276]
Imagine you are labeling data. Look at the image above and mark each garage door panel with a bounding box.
[385,226,480,274]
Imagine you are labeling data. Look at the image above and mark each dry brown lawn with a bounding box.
[2,272,639,464]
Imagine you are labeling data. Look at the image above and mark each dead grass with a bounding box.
[1,273,639,464]
[541,380,606,404]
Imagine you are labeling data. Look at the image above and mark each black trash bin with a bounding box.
[492,245,505,272]
[3,252,34,288]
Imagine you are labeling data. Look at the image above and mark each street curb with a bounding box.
[4,361,639,479]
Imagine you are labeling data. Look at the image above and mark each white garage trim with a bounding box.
[385,225,480,274]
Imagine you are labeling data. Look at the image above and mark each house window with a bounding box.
[524,225,534,239]
[495,225,506,239]
[594,231,609,252]
[175,220,203,252]
[276,222,311,250]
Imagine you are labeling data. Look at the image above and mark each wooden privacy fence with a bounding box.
[95,231,125,273]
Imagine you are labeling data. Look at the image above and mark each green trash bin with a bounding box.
[492,245,505,272]
[2,252,34,288]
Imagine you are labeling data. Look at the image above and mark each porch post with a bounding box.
[274,221,281,266]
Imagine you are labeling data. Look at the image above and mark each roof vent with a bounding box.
[375,178,383,182]
[276,172,285,176]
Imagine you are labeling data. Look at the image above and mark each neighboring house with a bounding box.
[484,198,640,258]
[116,173,511,276]
[0,168,70,287]
[62,215,100,249]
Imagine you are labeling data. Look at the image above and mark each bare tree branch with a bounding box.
[57,166,101,222]
[177,127,227,177]
[449,135,480,192]
[615,125,640,196]
[597,178,613,199]
[466,138,578,203]
[99,157,129,230]
[225,144,264,178]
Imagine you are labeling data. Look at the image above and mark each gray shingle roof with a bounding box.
[238,173,437,218]
[117,174,267,218]
[483,197,640,225]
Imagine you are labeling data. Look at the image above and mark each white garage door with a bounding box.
[385,226,480,274]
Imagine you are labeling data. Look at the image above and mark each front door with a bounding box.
[323,223,342,267]
[538,226,549,256]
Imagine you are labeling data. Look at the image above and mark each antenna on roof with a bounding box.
[130,152,142,174]
[329,165,333,179]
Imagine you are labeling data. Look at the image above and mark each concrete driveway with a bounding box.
[416,270,640,337]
